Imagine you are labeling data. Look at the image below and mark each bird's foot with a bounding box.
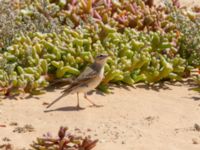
[76,105,85,110]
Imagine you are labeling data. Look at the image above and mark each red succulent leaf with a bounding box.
[172,0,180,8]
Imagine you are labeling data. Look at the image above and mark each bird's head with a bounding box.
[95,54,109,64]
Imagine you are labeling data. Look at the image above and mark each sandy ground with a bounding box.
[0,81,200,150]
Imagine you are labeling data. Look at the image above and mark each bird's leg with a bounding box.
[84,93,101,107]
[76,92,80,109]
[76,93,84,110]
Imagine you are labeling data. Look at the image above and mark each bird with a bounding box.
[46,54,109,109]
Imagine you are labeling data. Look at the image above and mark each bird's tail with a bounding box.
[46,92,68,109]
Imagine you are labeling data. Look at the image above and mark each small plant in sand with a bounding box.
[31,126,98,150]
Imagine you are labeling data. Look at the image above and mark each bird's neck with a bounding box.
[90,62,104,72]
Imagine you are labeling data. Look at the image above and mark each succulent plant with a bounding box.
[31,126,98,150]
[0,0,199,95]
[163,0,200,67]
[0,23,188,95]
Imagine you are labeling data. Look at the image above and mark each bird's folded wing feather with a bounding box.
[61,68,98,93]
[76,66,94,79]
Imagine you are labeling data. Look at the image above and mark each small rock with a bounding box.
[121,141,125,144]
[192,138,199,144]
[9,122,18,126]
[194,123,200,132]
[87,128,92,132]
[42,102,49,106]
[13,124,34,133]
[2,137,10,142]
[24,124,34,132]
[145,116,157,121]
[13,127,24,133]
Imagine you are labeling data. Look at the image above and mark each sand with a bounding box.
[0,81,200,150]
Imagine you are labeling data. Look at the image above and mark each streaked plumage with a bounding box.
[46,54,108,109]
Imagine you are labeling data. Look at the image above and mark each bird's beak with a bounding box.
[105,54,109,58]
[101,54,109,59]
[105,55,110,60]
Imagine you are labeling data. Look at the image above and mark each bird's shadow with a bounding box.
[44,106,85,112]
[44,104,104,112]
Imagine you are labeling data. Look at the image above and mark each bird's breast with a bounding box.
[99,67,104,79]
[70,68,105,94]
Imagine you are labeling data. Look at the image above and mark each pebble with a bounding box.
[194,123,200,132]
[2,137,11,142]
[192,138,199,144]
[87,128,92,132]
[13,124,34,133]
[9,122,18,126]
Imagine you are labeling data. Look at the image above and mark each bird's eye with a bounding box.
[97,54,107,59]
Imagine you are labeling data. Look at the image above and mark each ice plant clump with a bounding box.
[31,126,98,150]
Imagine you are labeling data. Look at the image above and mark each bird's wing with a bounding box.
[76,66,94,80]
[61,69,98,93]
